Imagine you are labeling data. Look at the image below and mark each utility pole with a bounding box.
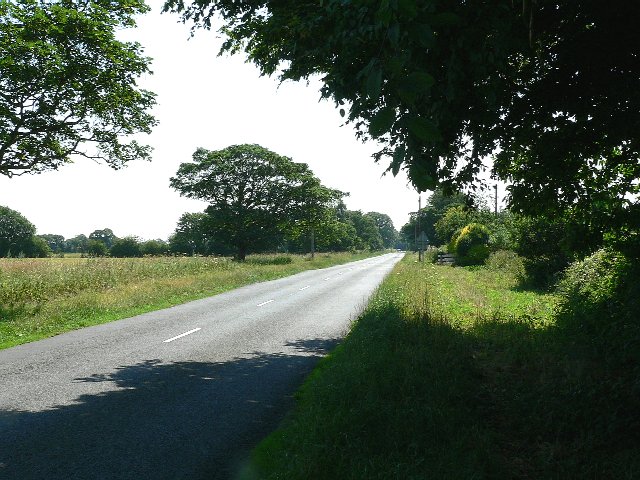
[418,196,423,262]
[494,184,498,215]
[414,197,419,254]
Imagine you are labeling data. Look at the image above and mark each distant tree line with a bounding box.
[0,214,173,259]
[0,205,397,260]
[0,145,399,259]
[168,203,398,258]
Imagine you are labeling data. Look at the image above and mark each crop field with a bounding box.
[0,252,381,350]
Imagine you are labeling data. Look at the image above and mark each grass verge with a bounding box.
[0,251,383,350]
[245,254,638,479]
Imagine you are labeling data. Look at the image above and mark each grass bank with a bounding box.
[0,251,382,350]
[246,254,637,479]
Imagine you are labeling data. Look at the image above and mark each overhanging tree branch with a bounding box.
[0,0,157,177]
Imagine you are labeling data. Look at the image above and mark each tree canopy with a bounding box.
[164,0,640,241]
[170,144,344,260]
[39,233,65,253]
[346,210,383,251]
[0,205,35,256]
[110,236,142,257]
[365,212,398,249]
[169,212,216,256]
[64,234,88,253]
[89,228,117,249]
[0,0,157,177]
[0,205,52,256]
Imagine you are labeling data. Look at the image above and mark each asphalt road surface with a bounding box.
[0,252,403,480]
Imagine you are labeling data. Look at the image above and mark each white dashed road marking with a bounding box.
[257,300,274,307]
[163,328,201,343]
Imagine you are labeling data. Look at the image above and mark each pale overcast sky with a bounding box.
[0,5,424,241]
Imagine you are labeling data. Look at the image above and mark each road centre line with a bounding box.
[163,327,201,343]
[253,258,381,306]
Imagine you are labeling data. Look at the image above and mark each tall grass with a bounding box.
[0,252,382,350]
[245,253,637,479]
[0,257,232,306]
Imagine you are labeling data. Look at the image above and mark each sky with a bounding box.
[0,5,424,241]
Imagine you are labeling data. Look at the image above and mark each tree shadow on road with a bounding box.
[0,337,339,480]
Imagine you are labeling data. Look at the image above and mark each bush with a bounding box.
[424,245,446,263]
[485,250,525,279]
[464,244,490,265]
[87,239,108,257]
[557,248,638,335]
[435,205,472,247]
[453,223,490,265]
[446,227,461,254]
[555,249,640,457]
[512,216,571,289]
[521,255,568,290]
[24,236,52,258]
[0,205,36,257]
[110,237,143,258]
[140,239,169,256]
[487,211,519,251]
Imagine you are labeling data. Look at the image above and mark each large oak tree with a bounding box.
[170,144,343,260]
[0,0,157,177]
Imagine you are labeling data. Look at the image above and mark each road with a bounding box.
[0,252,403,480]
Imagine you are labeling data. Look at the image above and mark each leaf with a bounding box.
[368,107,396,138]
[365,65,383,99]
[376,0,392,24]
[386,56,405,75]
[410,160,438,191]
[407,71,435,90]
[398,0,418,19]
[387,22,400,44]
[407,116,442,142]
[391,145,406,176]
[397,71,435,105]
[411,25,434,47]
[397,86,418,105]
[431,12,460,27]
[339,108,345,117]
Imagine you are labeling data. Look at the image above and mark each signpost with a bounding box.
[417,231,428,262]
[410,196,429,262]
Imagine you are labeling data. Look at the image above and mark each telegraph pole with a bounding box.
[418,196,423,262]
[494,184,498,215]
[413,197,418,254]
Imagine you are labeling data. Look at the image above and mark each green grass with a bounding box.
[244,254,638,479]
[0,251,383,350]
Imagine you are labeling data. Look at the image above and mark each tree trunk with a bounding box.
[310,226,315,259]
